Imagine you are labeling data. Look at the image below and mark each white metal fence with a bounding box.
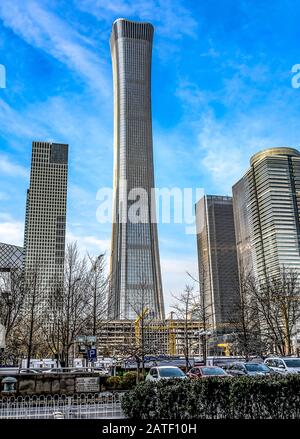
[0,392,125,419]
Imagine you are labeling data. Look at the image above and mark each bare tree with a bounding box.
[85,253,109,338]
[18,267,47,368]
[250,268,300,356]
[187,266,213,365]
[228,272,266,360]
[118,282,161,383]
[0,268,25,361]
[44,242,89,367]
[171,285,198,372]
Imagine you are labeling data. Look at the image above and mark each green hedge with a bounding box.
[121,375,300,419]
[104,371,140,390]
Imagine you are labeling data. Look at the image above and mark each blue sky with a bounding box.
[1,0,300,311]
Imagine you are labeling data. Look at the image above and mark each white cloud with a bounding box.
[161,256,198,314]
[76,0,198,39]
[0,154,28,178]
[0,191,9,201]
[0,221,24,246]
[196,108,300,193]
[175,67,300,194]
[0,0,110,94]
[66,230,110,257]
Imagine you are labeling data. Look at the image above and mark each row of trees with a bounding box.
[172,267,300,367]
[230,268,300,359]
[0,242,109,367]
[1,241,300,369]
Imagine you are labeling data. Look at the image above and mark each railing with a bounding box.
[0,367,111,375]
[0,392,125,419]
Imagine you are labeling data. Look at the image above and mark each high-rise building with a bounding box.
[195,195,240,330]
[24,141,68,306]
[233,147,300,281]
[109,19,164,320]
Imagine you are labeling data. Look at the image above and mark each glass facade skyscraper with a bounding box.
[109,19,165,320]
[233,147,300,281]
[196,195,240,330]
[24,141,68,306]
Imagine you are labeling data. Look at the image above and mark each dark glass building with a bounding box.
[109,19,165,320]
[195,195,240,331]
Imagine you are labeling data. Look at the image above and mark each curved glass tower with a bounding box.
[233,147,300,281]
[109,18,165,320]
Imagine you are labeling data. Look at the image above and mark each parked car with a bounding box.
[145,366,187,382]
[18,369,41,374]
[264,357,300,375]
[43,368,64,374]
[94,368,110,376]
[187,366,229,378]
[227,362,274,376]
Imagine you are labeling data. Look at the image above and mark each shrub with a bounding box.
[106,376,122,390]
[122,372,137,389]
[121,375,300,419]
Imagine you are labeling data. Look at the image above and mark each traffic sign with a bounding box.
[88,348,97,360]
[86,336,97,344]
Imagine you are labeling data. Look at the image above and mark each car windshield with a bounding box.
[245,364,270,372]
[202,367,226,375]
[284,359,300,368]
[159,368,185,377]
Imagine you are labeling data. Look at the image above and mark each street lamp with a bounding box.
[92,254,105,272]
[194,329,212,365]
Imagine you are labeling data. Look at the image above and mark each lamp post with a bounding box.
[194,329,212,365]
[66,276,81,368]
[91,254,104,337]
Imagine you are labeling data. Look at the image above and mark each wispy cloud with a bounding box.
[161,256,198,312]
[0,0,110,94]
[0,220,24,246]
[0,154,28,178]
[66,230,110,257]
[75,0,198,40]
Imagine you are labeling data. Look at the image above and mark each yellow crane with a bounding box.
[134,309,177,355]
[168,312,176,356]
[217,343,231,356]
[134,308,149,345]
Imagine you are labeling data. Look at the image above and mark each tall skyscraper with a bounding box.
[233,147,300,281]
[109,19,165,320]
[24,141,68,305]
[196,195,240,330]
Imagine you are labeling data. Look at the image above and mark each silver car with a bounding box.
[146,366,187,382]
[264,357,300,375]
[228,362,274,376]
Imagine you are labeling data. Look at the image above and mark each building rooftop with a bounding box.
[250,147,300,166]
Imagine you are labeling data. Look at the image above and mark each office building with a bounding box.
[109,19,165,320]
[195,195,240,331]
[233,147,300,281]
[24,141,68,306]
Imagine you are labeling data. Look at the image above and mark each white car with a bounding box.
[145,366,187,382]
[264,357,300,375]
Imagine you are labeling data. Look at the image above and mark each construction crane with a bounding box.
[134,307,149,345]
[217,343,231,356]
[168,312,176,356]
[134,309,177,355]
